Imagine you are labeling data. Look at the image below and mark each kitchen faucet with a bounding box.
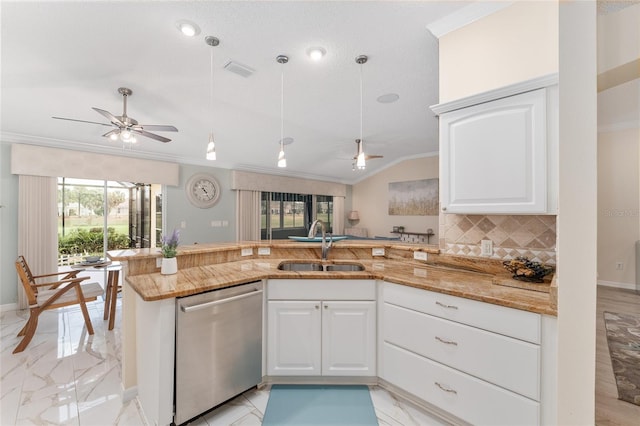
[308,219,333,260]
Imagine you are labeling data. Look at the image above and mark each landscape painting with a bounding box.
[388,178,439,216]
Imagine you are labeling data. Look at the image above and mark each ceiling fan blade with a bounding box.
[92,107,125,126]
[131,128,172,143]
[102,129,120,138]
[52,116,113,127]
[366,155,384,160]
[136,124,178,132]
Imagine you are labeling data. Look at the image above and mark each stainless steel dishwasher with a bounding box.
[174,281,263,425]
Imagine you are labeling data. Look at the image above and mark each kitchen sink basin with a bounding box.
[277,261,366,272]
[324,263,365,272]
[277,262,323,271]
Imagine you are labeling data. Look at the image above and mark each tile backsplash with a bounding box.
[439,214,556,265]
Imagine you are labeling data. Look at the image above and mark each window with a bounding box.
[261,192,333,239]
[57,178,162,264]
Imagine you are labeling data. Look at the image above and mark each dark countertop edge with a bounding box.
[127,261,557,317]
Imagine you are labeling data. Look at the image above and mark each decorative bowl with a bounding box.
[84,256,102,263]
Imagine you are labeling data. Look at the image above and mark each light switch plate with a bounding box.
[413,251,428,261]
[241,248,253,257]
[372,248,385,256]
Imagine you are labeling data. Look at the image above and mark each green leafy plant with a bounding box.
[58,227,130,255]
[161,229,180,258]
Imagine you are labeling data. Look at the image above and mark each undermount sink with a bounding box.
[277,261,365,272]
[324,263,365,272]
[277,262,323,271]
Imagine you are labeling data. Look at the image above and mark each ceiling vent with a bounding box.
[224,60,255,78]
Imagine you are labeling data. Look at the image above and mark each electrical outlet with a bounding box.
[211,220,222,227]
[156,257,162,267]
[413,251,428,261]
[616,262,624,271]
[372,248,385,256]
[258,247,271,255]
[180,220,186,229]
[241,248,253,257]
[481,239,493,256]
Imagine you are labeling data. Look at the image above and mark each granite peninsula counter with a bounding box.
[109,240,557,426]
[111,240,556,316]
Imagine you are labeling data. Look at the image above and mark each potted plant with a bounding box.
[160,229,180,275]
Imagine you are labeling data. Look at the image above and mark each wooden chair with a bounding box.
[13,255,104,354]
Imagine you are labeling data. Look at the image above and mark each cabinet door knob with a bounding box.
[324,304,328,309]
[315,305,319,310]
[442,206,447,211]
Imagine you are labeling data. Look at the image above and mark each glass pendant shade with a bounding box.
[277,144,287,168]
[356,150,366,170]
[206,132,216,160]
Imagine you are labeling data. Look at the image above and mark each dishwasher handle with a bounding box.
[180,289,263,313]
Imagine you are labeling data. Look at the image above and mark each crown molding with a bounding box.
[425,1,514,39]
[430,73,559,116]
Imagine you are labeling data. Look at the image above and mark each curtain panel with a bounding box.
[332,196,345,235]
[17,175,59,309]
[236,190,261,241]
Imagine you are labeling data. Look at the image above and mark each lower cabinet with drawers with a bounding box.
[379,281,557,425]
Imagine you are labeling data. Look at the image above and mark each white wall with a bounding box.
[557,2,598,423]
[597,3,640,73]
[351,156,439,241]
[438,1,558,103]
[166,164,235,245]
[598,125,639,288]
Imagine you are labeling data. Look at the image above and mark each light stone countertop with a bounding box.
[123,256,557,316]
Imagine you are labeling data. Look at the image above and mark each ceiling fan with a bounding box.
[52,87,178,143]
[353,139,383,160]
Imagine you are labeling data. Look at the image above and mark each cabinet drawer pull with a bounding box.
[435,301,458,310]
[315,305,319,310]
[435,336,458,346]
[435,382,457,395]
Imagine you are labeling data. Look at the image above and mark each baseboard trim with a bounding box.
[121,385,138,403]
[598,280,637,291]
[0,303,18,312]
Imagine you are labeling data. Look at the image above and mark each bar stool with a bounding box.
[103,263,122,330]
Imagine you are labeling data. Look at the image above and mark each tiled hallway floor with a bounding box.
[1,298,447,425]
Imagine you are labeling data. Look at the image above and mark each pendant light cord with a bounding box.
[280,62,284,151]
[359,62,363,143]
[210,45,214,127]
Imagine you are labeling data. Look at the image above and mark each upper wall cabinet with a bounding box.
[432,76,558,215]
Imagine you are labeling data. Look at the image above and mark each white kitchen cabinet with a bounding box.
[267,300,322,376]
[379,281,554,426]
[266,279,376,377]
[437,85,557,214]
[322,301,376,376]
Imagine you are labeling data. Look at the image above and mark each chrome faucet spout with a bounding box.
[308,220,332,260]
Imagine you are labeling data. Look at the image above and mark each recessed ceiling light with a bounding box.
[279,137,294,145]
[306,47,326,62]
[377,93,400,104]
[176,20,200,37]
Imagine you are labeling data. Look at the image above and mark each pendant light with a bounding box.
[205,36,219,160]
[355,55,368,170]
[277,55,288,168]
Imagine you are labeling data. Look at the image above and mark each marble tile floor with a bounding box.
[1,299,448,426]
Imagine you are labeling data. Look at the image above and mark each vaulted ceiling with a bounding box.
[1,1,472,183]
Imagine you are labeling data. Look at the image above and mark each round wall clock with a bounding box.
[185,173,221,208]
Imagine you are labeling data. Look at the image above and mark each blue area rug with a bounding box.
[262,385,378,425]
